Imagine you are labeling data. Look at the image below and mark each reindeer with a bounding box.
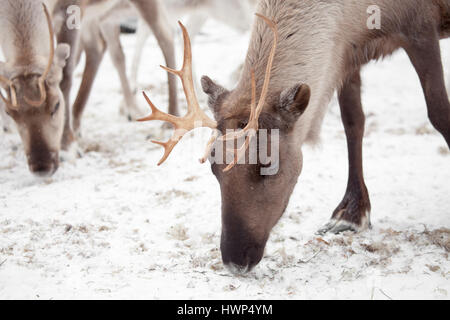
[139,0,450,273]
[35,0,178,147]
[0,1,71,176]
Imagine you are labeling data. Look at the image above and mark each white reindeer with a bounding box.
[0,0,71,176]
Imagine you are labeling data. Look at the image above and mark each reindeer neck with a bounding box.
[0,0,51,67]
[234,0,431,144]
[233,1,350,144]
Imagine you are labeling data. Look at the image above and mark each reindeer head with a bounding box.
[0,4,70,177]
[140,15,310,273]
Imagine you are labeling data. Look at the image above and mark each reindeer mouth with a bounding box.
[225,263,250,275]
[29,162,58,177]
[27,151,59,178]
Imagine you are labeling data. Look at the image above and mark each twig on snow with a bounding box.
[372,287,393,300]
[298,249,322,264]
[378,288,393,300]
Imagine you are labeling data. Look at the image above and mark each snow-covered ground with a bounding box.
[0,20,449,300]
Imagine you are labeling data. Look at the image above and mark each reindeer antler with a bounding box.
[0,75,18,109]
[139,15,278,171]
[221,13,278,172]
[138,21,218,166]
[24,3,55,107]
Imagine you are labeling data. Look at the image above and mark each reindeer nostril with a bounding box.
[29,162,56,177]
[221,239,265,274]
[225,263,250,275]
[27,150,59,177]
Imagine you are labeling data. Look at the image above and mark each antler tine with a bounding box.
[222,70,257,172]
[220,14,278,143]
[254,13,278,117]
[10,84,17,107]
[139,92,187,166]
[139,21,217,166]
[221,14,278,171]
[160,22,216,128]
[40,4,55,85]
[24,3,55,107]
[0,76,18,109]
[0,76,11,105]
[249,69,257,120]
[199,130,219,164]
[0,87,9,106]
[140,91,180,125]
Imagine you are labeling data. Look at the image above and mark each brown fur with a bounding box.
[201,0,450,272]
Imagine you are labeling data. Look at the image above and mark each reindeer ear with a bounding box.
[54,43,71,68]
[278,83,311,125]
[201,76,228,114]
[46,44,70,85]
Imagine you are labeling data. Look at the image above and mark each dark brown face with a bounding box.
[202,76,311,273]
[3,76,64,177]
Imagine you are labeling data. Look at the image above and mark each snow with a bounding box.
[0,20,449,300]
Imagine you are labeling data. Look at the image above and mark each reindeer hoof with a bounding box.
[119,100,143,122]
[60,141,82,163]
[317,219,359,235]
[318,190,371,235]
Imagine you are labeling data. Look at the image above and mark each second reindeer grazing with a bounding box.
[140,0,450,273]
[0,1,70,177]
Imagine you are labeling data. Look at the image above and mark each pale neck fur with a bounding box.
[235,0,375,145]
[0,0,51,68]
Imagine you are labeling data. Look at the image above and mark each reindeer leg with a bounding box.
[57,19,81,151]
[404,33,450,148]
[318,71,371,234]
[130,0,179,116]
[100,21,141,121]
[130,19,151,92]
[72,29,106,135]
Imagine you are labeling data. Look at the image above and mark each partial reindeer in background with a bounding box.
[0,1,70,177]
[71,0,256,136]
[140,0,450,273]
[131,0,256,90]
[70,0,178,135]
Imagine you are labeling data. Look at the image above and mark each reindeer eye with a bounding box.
[51,102,60,116]
[238,121,247,129]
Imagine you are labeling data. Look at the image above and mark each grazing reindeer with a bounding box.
[141,0,450,273]
[0,1,70,176]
